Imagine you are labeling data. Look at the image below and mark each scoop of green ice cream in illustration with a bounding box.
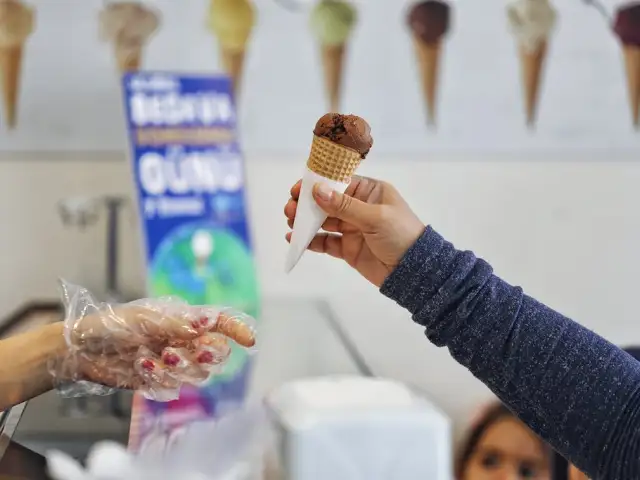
[310,0,356,46]
[309,0,357,112]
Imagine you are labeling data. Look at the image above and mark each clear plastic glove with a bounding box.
[49,282,257,402]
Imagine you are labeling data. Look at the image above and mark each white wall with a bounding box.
[2,152,640,438]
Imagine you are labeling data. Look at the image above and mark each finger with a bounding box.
[160,347,189,369]
[284,198,297,221]
[286,232,344,259]
[76,303,201,345]
[312,183,379,232]
[134,355,181,391]
[77,350,181,393]
[193,308,256,348]
[212,311,256,347]
[307,233,344,259]
[160,335,230,384]
[320,217,344,233]
[287,212,344,233]
[192,334,231,365]
[343,175,364,197]
[290,176,364,204]
[123,304,201,341]
[290,180,302,200]
[159,346,209,384]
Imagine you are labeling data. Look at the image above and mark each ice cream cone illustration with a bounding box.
[309,0,357,112]
[285,113,372,273]
[613,3,640,128]
[99,2,160,74]
[519,40,547,127]
[207,0,256,98]
[507,0,557,129]
[192,229,214,275]
[0,0,34,130]
[407,1,451,127]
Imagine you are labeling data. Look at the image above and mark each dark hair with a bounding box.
[455,402,516,479]
[552,345,640,480]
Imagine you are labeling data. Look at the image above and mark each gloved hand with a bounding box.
[51,283,256,401]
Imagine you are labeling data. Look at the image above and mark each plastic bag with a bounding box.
[46,405,272,480]
[49,280,257,402]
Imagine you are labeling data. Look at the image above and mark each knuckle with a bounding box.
[336,193,353,213]
[379,180,395,193]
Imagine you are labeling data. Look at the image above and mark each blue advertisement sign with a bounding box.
[121,72,259,451]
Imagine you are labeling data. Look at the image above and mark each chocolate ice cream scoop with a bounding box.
[407,0,450,44]
[614,3,640,46]
[313,113,373,159]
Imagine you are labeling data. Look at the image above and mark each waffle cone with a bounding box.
[321,44,345,112]
[306,135,362,183]
[412,36,441,126]
[0,45,23,129]
[221,47,245,98]
[519,40,548,128]
[622,44,640,128]
[115,44,142,73]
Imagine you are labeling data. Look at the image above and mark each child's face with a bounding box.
[462,417,551,480]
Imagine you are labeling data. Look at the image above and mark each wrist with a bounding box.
[380,226,445,314]
[47,322,67,357]
[45,322,73,384]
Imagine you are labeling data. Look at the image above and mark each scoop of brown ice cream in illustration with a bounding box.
[407,0,451,127]
[614,3,640,128]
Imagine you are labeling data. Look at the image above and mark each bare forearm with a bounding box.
[0,322,65,411]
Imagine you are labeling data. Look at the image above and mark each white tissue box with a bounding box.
[265,376,452,480]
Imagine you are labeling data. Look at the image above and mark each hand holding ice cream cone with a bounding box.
[506,0,557,129]
[284,113,372,273]
[99,1,160,74]
[309,0,357,113]
[207,0,256,98]
[0,0,34,130]
[284,171,426,287]
[407,1,451,128]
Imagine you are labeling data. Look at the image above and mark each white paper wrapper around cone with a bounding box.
[285,167,349,273]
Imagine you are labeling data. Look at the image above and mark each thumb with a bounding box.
[312,182,377,229]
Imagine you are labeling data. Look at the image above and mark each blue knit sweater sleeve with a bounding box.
[380,227,640,479]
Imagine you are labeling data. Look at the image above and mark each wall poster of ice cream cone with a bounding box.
[0,0,638,155]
